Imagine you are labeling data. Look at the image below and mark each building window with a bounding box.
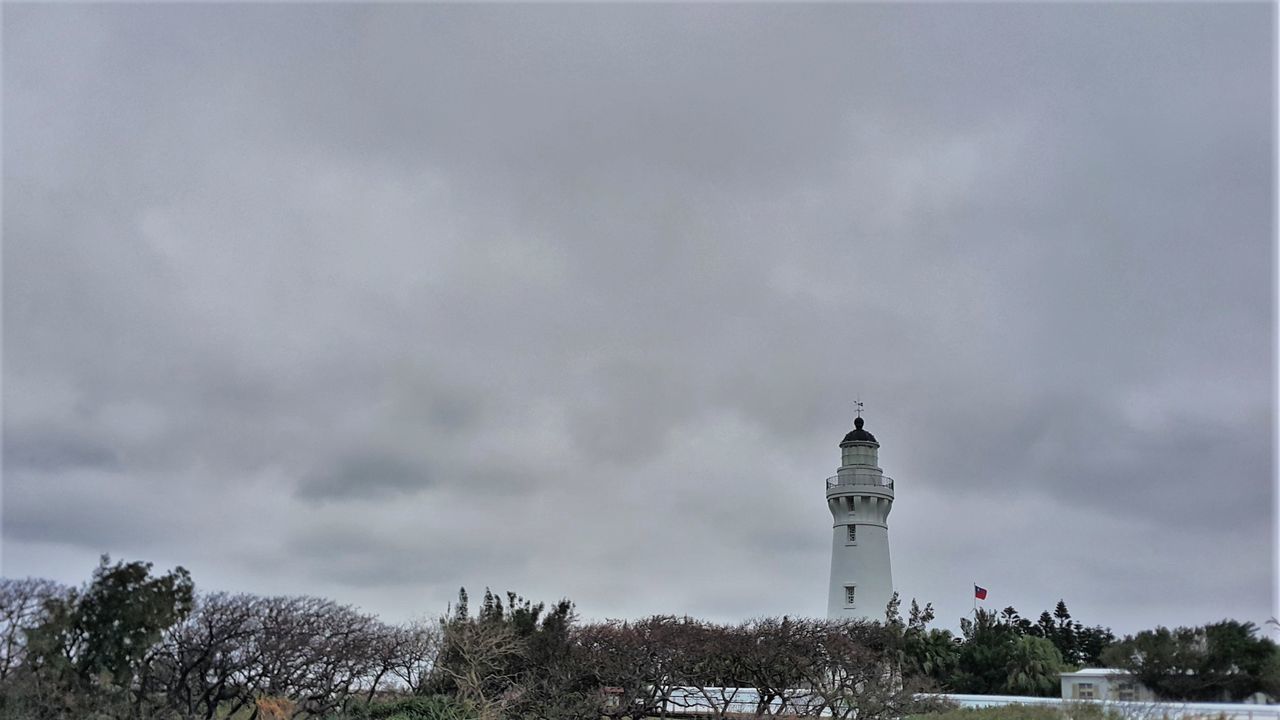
[1117,681,1136,702]
[844,585,856,606]
[1075,682,1094,700]
[847,525,857,543]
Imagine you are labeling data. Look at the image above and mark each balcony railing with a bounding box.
[826,474,894,490]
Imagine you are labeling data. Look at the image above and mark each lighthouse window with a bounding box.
[847,525,857,543]
[844,585,856,606]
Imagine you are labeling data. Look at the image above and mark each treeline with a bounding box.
[0,560,940,720]
[951,603,1279,702]
[903,600,1114,696]
[0,561,440,719]
[1,557,1276,720]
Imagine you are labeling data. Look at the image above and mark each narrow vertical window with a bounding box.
[847,525,857,542]
[844,585,856,606]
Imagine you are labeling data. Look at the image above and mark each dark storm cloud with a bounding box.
[907,394,1274,529]
[4,427,120,474]
[274,524,525,590]
[5,468,184,549]
[298,451,433,502]
[3,3,1272,635]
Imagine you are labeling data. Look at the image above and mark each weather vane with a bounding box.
[854,398,864,419]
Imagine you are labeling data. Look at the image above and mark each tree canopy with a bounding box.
[1102,620,1280,702]
[3,559,1276,719]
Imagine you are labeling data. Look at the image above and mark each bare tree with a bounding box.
[666,619,753,720]
[738,617,826,718]
[439,618,525,720]
[150,593,267,719]
[376,619,441,697]
[0,577,66,683]
[249,595,387,718]
[794,619,933,720]
[577,616,743,720]
[149,594,440,718]
[574,619,667,720]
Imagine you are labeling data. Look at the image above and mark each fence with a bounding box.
[650,688,1280,719]
[932,693,1280,720]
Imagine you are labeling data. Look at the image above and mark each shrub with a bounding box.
[257,696,298,720]
[356,695,475,720]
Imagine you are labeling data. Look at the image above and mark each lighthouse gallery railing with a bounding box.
[825,474,894,490]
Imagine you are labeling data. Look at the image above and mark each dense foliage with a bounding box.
[1101,620,1280,702]
[0,558,1275,718]
[6,557,194,718]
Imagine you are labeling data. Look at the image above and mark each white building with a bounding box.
[826,416,894,620]
[1059,668,1156,702]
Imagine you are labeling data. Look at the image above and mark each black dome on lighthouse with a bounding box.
[841,416,878,445]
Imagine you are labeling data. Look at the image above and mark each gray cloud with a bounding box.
[4,427,121,474]
[4,468,184,549]
[298,451,433,502]
[266,523,523,590]
[3,3,1272,636]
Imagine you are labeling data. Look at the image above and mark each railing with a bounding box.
[929,694,1280,720]
[826,474,894,490]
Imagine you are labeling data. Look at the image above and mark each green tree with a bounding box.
[20,556,194,717]
[886,593,959,689]
[953,607,1063,696]
[1075,623,1116,667]
[1002,635,1065,696]
[1029,600,1114,668]
[432,588,587,720]
[952,608,1021,694]
[1102,620,1280,701]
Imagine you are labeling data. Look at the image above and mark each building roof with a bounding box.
[841,416,878,445]
[1060,668,1131,678]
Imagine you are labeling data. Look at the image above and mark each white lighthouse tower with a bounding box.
[826,412,895,620]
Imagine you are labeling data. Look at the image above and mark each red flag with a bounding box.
[974,585,988,600]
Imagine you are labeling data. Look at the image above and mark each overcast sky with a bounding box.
[4,3,1274,637]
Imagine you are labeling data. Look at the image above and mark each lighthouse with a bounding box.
[826,413,895,620]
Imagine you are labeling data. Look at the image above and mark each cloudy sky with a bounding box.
[4,3,1274,637]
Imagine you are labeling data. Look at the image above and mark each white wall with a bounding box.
[936,694,1280,720]
[1060,673,1156,703]
[826,520,893,620]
